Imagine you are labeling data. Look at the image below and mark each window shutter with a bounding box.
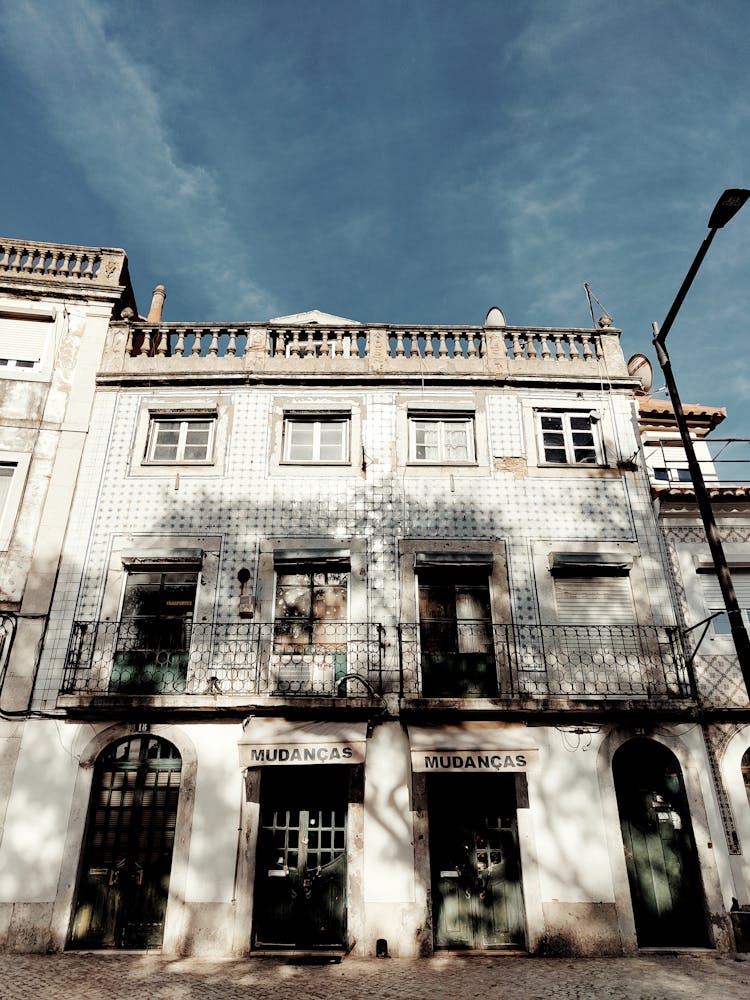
[699,572,750,609]
[0,315,53,363]
[554,575,636,624]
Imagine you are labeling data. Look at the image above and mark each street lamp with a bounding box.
[652,188,750,697]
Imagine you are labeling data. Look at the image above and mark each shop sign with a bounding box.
[411,749,538,773]
[241,742,365,766]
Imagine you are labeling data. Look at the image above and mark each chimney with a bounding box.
[146,284,166,322]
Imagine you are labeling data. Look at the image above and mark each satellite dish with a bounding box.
[627,353,653,394]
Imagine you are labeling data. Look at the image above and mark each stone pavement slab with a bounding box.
[0,953,749,1000]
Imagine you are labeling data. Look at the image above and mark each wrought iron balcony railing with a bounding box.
[398,623,693,699]
[61,620,386,698]
[59,619,694,702]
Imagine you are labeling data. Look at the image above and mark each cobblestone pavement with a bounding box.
[1,953,749,1000]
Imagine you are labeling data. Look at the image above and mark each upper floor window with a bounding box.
[0,454,30,550]
[408,412,475,464]
[698,569,750,636]
[145,416,215,464]
[537,411,603,465]
[283,414,350,464]
[0,309,54,372]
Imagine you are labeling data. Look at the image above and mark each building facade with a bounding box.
[0,241,747,957]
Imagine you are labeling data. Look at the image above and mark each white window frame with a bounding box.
[536,410,604,466]
[282,414,351,464]
[0,453,31,550]
[407,412,476,464]
[0,302,60,382]
[144,414,216,465]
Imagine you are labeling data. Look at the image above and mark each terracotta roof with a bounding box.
[638,397,726,436]
[653,484,750,502]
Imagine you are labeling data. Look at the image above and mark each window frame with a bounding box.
[281,413,351,465]
[407,411,477,465]
[0,452,31,550]
[144,413,217,466]
[535,410,604,467]
[0,304,58,381]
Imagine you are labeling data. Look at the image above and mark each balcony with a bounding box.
[58,620,693,709]
[59,620,386,706]
[398,623,692,701]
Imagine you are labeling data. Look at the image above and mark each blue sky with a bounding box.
[1,0,749,440]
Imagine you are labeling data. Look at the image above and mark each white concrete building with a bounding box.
[0,247,747,957]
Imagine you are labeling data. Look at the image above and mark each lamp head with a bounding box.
[707,188,750,229]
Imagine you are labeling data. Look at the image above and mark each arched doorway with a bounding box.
[613,738,709,947]
[69,735,182,949]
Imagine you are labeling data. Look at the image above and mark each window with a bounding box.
[145,416,215,464]
[537,411,602,465]
[653,466,691,483]
[408,413,475,463]
[0,464,14,519]
[274,562,348,650]
[282,415,350,463]
[416,561,496,697]
[698,570,750,636]
[0,310,53,371]
[112,568,199,693]
[0,455,30,550]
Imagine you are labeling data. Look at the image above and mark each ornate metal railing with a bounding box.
[398,623,692,699]
[61,620,386,698]
[60,619,692,702]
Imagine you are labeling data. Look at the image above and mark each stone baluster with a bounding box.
[290,328,301,356]
[70,254,83,278]
[207,328,220,357]
[59,252,72,277]
[580,332,594,361]
[568,334,580,360]
[423,331,434,357]
[319,329,331,357]
[553,334,566,359]
[191,329,203,356]
[11,247,23,273]
[126,329,135,356]
[395,330,406,357]
[139,330,152,357]
[21,249,34,274]
[173,329,186,356]
[361,329,369,357]
[437,330,448,357]
[539,333,551,359]
[595,335,605,361]
[32,250,46,275]
[466,331,478,358]
[0,246,9,270]
[525,331,538,359]
[510,331,523,358]
[155,329,168,357]
[274,329,286,356]
[334,328,344,357]
[409,330,420,357]
[227,328,238,356]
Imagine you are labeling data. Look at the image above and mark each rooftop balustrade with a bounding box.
[0,239,128,289]
[98,319,631,382]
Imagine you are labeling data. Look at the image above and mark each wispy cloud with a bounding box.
[0,0,275,318]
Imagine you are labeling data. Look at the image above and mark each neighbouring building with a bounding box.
[0,237,748,957]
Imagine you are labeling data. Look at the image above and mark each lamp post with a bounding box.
[652,188,750,697]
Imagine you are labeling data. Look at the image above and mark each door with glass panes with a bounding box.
[253,767,348,949]
[112,568,198,693]
[428,774,525,949]
[417,567,496,697]
[69,736,182,950]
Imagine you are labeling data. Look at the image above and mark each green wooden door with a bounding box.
[69,736,182,949]
[614,739,709,947]
[253,768,348,949]
[429,775,525,949]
